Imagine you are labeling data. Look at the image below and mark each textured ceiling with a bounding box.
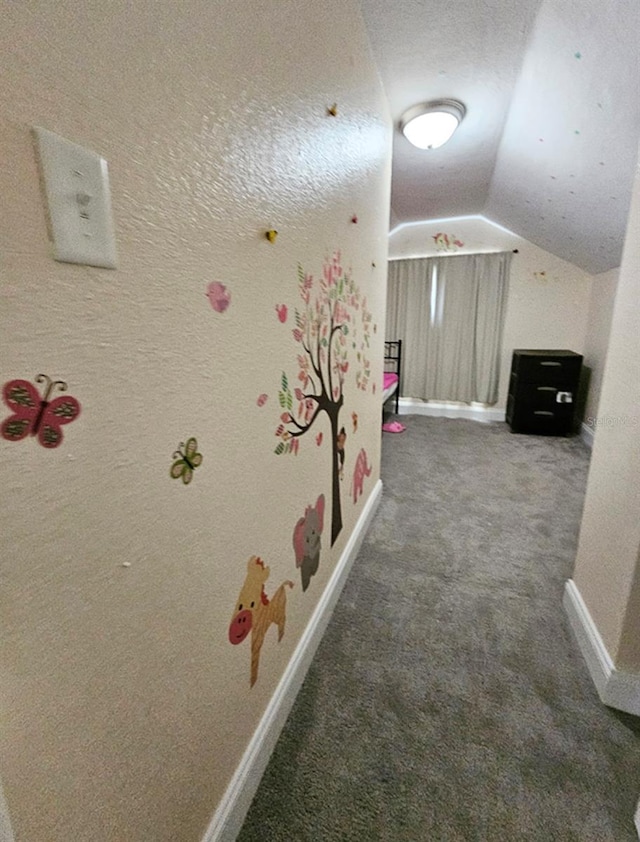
[361,0,640,274]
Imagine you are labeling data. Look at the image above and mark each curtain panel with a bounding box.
[386,252,511,405]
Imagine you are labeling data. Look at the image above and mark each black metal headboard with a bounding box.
[383,340,402,413]
[384,340,402,371]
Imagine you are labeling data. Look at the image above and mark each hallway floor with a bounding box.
[239,417,640,841]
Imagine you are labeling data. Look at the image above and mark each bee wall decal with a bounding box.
[170,437,203,485]
[1,374,81,448]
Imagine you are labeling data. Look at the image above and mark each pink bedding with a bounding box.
[383,372,398,391]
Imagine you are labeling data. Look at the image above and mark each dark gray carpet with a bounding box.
[238,416,640,842]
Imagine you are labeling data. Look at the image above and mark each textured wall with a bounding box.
[582,268,619,424]
[573,144,640,669]
[388,217,592,409]
[0,2,391,840]
[484,0,640,275]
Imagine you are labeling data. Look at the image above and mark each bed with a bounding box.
[382,340,402,414]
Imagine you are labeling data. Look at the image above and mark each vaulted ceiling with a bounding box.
[360,0,640,275]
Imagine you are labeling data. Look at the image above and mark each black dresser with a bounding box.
[506,349,583,435]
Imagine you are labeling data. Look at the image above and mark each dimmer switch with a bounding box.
[33,127,117,269]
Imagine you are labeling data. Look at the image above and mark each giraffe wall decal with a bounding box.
[228,556,294,686]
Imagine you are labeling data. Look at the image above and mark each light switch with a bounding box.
[33,127,117,269]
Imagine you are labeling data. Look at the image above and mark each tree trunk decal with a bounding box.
[274,252,372,546]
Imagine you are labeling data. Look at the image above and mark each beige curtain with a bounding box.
[386,252,511,405]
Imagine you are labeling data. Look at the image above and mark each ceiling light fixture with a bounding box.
[400,99,466,150]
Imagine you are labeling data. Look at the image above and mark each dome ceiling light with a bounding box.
[400,99,466,150]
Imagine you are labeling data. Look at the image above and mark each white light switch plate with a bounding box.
[33,127,117,269]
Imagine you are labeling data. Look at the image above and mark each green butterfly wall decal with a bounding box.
[170,437,203,485]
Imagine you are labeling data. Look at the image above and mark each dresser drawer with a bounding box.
[510,383,577,411]
[511,350,582,384]
[508,403,575,435]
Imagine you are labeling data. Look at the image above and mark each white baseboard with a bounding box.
[563,579,640,717]
[202,479,383,842]
[397,397,505,424]
[580,422,595,449]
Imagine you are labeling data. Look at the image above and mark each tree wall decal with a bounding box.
[274,251,372,546]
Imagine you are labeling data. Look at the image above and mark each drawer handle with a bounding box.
[540,361,562,366]
[537,386,557,392]
[534,411,555,416]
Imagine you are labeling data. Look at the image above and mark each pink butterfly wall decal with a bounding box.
[206,281,231,313]
[1,374,81,448]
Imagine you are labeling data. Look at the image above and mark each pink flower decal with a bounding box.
[276,304,288,323]
[257,394,268,407]
[206,281,231,313]
[316,432,323,447]
[433,233,464,252]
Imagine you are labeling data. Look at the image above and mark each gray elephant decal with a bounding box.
[292,494,325,591]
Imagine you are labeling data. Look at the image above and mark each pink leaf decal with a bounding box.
[206,281,231,313]
[257,393,268,407]
[316,432,323,446]
[276,304,288,323]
